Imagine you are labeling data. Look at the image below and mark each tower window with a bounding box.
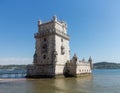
[61,38,63,42]
[43,55,46,59]
[44,38,46,41]
[61,45,65,55]
[42,44,47,49]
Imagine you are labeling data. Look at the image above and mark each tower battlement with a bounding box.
[38,16,67,34]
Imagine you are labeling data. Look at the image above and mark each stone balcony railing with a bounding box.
[34,29,70,40]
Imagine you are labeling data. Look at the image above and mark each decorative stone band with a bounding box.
[55,64,66,66]
[55,29,70,40]
[34,29,70,40]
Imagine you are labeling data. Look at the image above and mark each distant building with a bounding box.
[26,16,92,78]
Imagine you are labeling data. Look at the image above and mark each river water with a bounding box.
[0,69,120,93]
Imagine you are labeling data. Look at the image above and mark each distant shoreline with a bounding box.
[1,62,120,70]
[93,62,120,69]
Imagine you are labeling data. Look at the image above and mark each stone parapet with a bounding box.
[34,29,69,40]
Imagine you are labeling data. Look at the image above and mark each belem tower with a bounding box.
[26,16,93,78]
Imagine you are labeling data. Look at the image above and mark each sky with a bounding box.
[0,0,120,65]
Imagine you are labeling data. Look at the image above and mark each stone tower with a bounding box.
[27,16,70,78]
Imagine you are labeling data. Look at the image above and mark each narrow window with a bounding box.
[61,45,65,55]
[44,38,46,41]
[43,55,46,59]
[61,38,63,42]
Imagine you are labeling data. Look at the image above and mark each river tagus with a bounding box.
[0,69,120,93]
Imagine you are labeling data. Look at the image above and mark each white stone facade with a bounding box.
[26,16,92,78]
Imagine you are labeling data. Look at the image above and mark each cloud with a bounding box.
[0,57,33,65]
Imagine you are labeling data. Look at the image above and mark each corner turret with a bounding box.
[38,19,42,25]
[53,15,57,21]
[88,56,93,70]
[82,57,85,62]
[72,53,78,63]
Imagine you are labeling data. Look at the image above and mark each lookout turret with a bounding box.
[88,56,93,70]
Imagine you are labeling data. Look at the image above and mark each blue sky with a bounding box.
[0,0,120,64]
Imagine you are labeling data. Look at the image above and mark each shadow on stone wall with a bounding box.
[63,62,77,77]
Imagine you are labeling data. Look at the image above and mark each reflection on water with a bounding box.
[0,70,120,93]
[0,76,92,93]
[26,76,92,93]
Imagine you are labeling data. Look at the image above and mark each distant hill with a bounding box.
[1,62,120,70]
[93,62,120,69]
